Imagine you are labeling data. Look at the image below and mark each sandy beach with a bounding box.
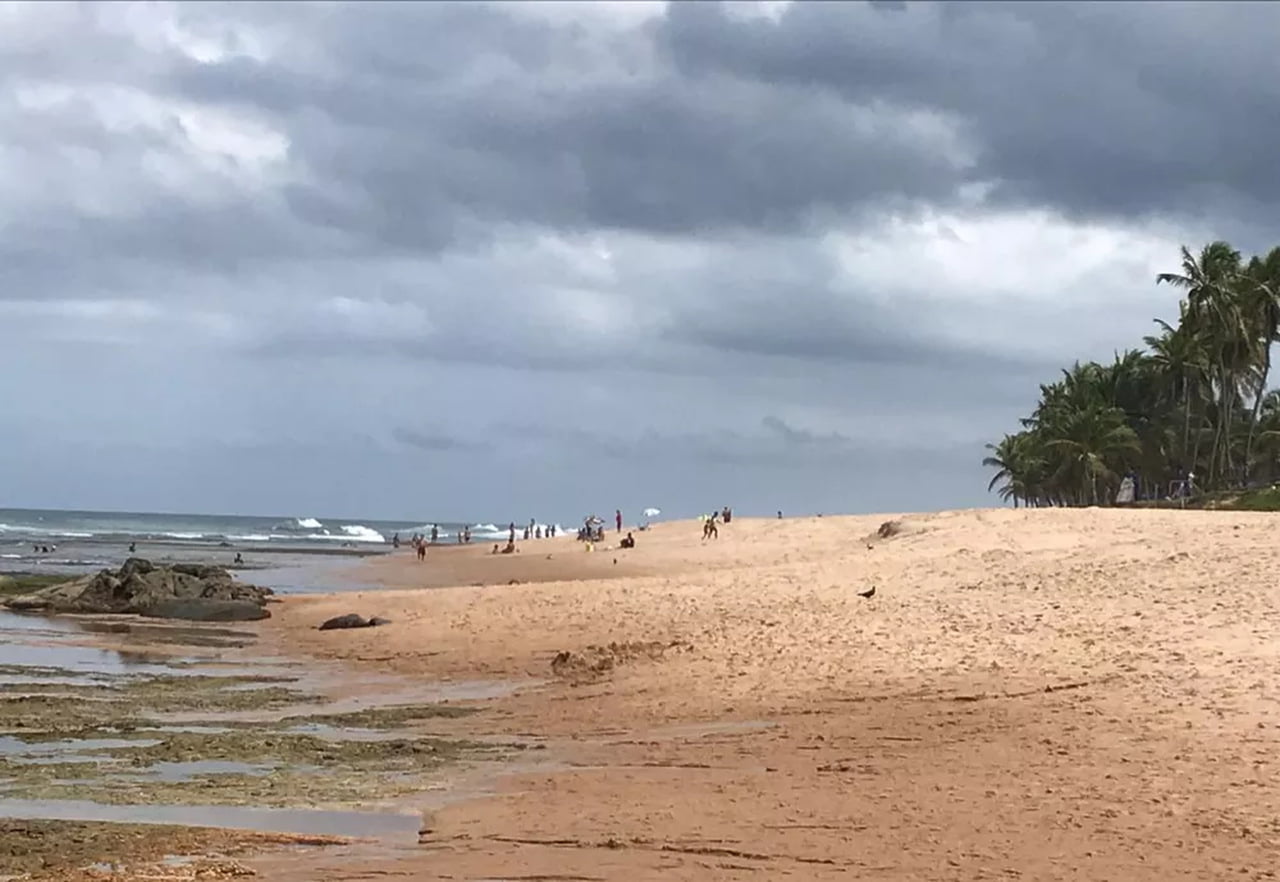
[247,507,1280,880]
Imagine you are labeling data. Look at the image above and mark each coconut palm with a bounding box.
[984,239,1280,505]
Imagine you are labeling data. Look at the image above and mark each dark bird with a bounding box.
[857,585,876,599]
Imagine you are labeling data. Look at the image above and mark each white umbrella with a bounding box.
[643,507,661,518]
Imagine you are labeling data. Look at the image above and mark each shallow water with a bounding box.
[0,674,113,687]
[0,797,424,838]
[0,599,519,845]
[283,722,397,742]
[0,736,159,756]
[0,640,192,676]
[154,676,531,725]
[147,760,277,782]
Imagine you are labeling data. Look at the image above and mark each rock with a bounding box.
[877,520,903,539]
[1,558,273,621]
[318,613,391,630]
[141,599,271,622]
[319,613,368,630]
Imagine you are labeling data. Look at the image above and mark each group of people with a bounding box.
[393,506,741,560]
[512,519,557,542]
[701,506,732,540]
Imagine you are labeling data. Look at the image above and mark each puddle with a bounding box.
[0,612,83,635]
[0,797,424,838]
[283,722,400,742]
[0,736,159,756]
[0,674,114,688]
[7,753,119,766]
[71,620,257,649]
[147,760,276,782]
[155,678,532,725]
[0,641,199,676]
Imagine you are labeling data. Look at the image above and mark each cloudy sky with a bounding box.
[2,0,1277,522]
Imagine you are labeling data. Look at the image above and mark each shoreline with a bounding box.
[7,507,1280,878]
[253,507,1280,879]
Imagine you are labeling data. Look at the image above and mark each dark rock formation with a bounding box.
[3,558,273,621]
[877,520,903,539]
[142,599,270,622]
[318,614,392,631]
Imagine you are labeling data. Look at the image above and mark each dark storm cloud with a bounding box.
[0,0,1265,517]
[656,1,1280,226]
[161,26,969,247]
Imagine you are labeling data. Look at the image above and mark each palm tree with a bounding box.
[1157,241,1245,487]
[1044,404,1140,505]
[984,239,1280,505]
[1143,309,1209,474]
[1241,248,1280,482]
[983,432,1046,507]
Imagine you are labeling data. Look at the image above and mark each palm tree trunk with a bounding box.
[1190,384,1206,483]
[1181,378,1192,467]
[1245,351,1271,487]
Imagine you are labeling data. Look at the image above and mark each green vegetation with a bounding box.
[0,573,76,595]
[0,667,504,809]
[985,242,1280,507]
[280,702,477,728]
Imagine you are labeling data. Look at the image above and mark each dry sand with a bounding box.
[255,508,1280,880]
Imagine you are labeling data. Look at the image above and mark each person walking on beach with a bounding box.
[615,509,623,533]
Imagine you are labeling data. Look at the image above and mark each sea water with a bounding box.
[0,507,567,579]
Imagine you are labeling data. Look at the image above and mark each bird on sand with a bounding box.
[857,585,876,599]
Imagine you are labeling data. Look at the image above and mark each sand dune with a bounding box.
[263,508,1280,880]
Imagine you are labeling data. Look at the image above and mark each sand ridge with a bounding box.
[259,508,1280,880]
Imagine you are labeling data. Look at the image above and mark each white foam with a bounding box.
[0,523,93,538]
[228,534,271,542]
[473,522,567,541]
[295,517,324,530]
[338,525,385,543]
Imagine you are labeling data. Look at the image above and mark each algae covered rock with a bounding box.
[3,558,274,621]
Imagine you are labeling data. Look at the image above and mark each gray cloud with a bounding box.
[657,1,1280,226]
[0,1,1264,519]
[392,428,490,454]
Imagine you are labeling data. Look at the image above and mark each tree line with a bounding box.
[983,241,1280,507]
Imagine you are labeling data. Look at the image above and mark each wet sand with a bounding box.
[261,508,1280,880]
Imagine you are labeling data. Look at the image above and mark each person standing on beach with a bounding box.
[616,509,622,533]
[509,522,516,544]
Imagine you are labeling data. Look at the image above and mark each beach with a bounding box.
[244,507,1280,880]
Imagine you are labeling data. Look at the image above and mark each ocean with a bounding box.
[0,508,566,584]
